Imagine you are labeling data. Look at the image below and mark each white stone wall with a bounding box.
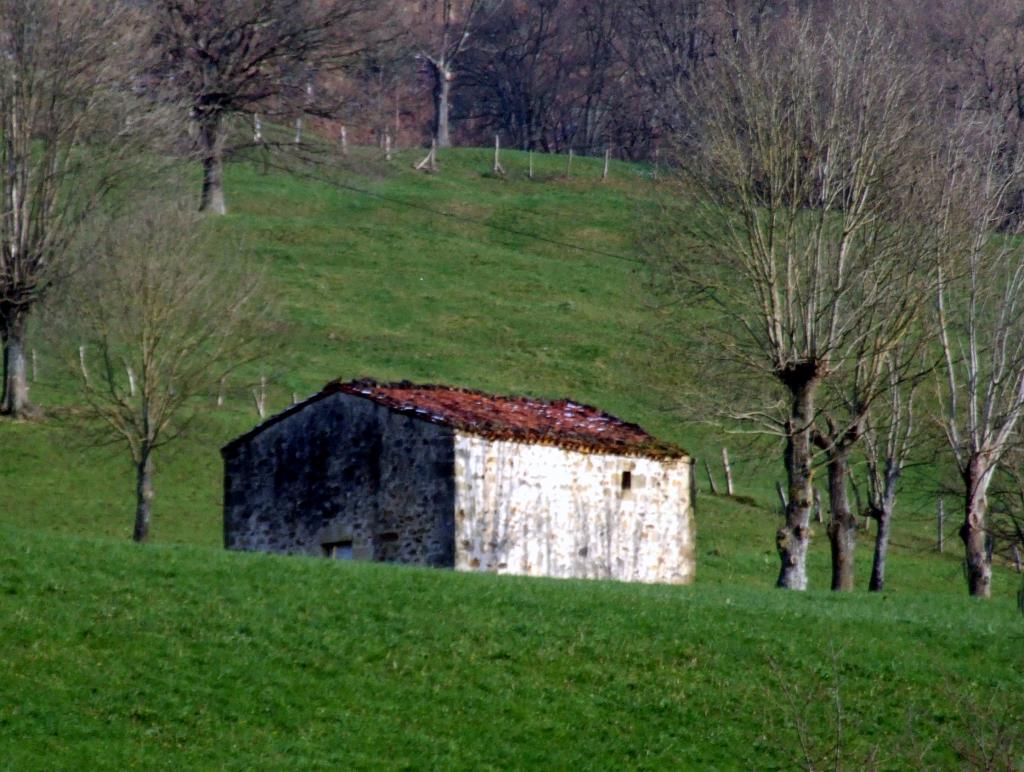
[453,433,694,584]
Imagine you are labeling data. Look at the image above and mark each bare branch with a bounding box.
[50,202,267,542]
[650,5,936,590]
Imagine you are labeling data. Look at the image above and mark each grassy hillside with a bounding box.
[1,148,1022,767]
[1,525,1020,769]
[5,148,704,548]
[3,149,961,564]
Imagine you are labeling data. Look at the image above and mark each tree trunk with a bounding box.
[777,379,819,590]
[0,305,31,418]
[433,64,452,149]
[868,502,893,592]
[868,466,899,592]
[198,116,227,215]
[133,451,154,543]
[961,463,992,598]
[826,448,857,592]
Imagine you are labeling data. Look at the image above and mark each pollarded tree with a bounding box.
[57,205,263,543]
[153,0,380,214]
[934,114,1024,598]
[810,276,936,592]
[811,331,926,592]
[0,0,162,419]
[657,6,936,589]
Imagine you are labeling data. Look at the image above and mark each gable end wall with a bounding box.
[223,392,455,564]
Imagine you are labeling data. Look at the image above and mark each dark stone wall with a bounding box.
[222,392,456,566]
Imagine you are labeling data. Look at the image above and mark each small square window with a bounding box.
[621,471,632,491]
[323,540,353,560]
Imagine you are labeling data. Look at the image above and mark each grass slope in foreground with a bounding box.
[1,526,1021,769]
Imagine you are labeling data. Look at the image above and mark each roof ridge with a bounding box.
[331,379,687,460]
[224,378,689,461]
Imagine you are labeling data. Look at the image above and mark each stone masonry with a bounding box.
[223,392,456,565]
[222,379,695,585]
[454,434,693,583]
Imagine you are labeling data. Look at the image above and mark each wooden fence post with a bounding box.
[340,125,348,157]
[493,134,505,175]
[775,481,788,514]
[721,447,734,496]
[415,139,438,172]
[78,345,89,383]
[703,459,719,495]
[1012,544,1022,573]
[384,130,392,162]
[528,150,534,179]
[293,81,312,146]
[252,375,267,419]
[31,349,37,382]
[602,147,610,181]
[937,499,945,553]
[566,148,573,178]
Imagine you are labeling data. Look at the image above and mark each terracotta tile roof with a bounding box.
[223,378,688,460]
[325,379,687,460]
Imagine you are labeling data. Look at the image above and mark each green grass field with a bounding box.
[1,524,1020,769]
[1,148,1022,768]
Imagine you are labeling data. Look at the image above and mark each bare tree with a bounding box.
[656,7,934,589]
[416,0,501,149]
[811,297,934,592]
[458,0,625,154]
[344,36,418,151]
[0,0,155,419]
[152,0,379,215]
[984,448,1024,574]
[617,0,717,147]
[57,206,262,542]
[862,348,927,592]
[812,376,881,591]
[459,0,568,151]
[916,0,1024,225]
[934,115,1024,598]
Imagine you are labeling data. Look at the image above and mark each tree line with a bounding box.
[650,1,1024,599]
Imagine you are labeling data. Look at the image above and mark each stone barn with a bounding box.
[221,379,695,584]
